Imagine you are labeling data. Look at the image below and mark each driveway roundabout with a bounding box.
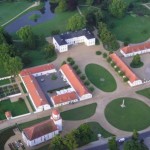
[105,97,150,131]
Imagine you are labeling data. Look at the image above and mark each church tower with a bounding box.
[51,109,62,131]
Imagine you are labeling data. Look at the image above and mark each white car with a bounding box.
[118,138,125,143]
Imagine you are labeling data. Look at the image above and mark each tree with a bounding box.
[98,22,119,51]
[64,132,78,150]
[85,7,103,27]
[17,25,36,49]
[130,54,143,68]
[67,14,86,31]
[43,44,56,60]
[108,137,119,150]
[0,27,13,45]
[132,130,139,141]
[67,0,78,11]
[49,135,68,150]
[86,0,94,5]
[109,0,127,18]
[55,0,68,13]
[4,56,23,76]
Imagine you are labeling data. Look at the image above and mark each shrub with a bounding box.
[96,38,100,45]
[76,69,81,75]
[88,86,94,92]
[123,77,129,82]
[67,57,73,62]
[51,74,57,80]
[69,60,75,66]
[118,71,124,76]
[111,62,115,67]
[61,61,67,66]
[114,67,119,72]
[51,29,60,35]
[103,53,108,58]
[107,57,112,63]
[80,74,86,80]
[84,80,90,86]
[96,51,102,55]
[18,97,24,102]
[73,65,78,70]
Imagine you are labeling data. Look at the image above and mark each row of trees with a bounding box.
[0,27,23,76]
[108,130,148,150]
[49,124,93,150]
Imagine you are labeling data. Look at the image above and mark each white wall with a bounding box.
[22,130,59,147]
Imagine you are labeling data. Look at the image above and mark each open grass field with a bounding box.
[61,103,97,120]
[107,15,150,43]
[0,99,29,120]
[87,122,113,140]
[0,79,10,86]
[0,0,33,26]
[105,97,150,131]
[136,88,150,99]
[32,10,78,36]
[85,64,117,92]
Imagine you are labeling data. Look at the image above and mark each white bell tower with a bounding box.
[51,109,62,131]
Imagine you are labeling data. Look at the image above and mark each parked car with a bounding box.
[118,138,125,143]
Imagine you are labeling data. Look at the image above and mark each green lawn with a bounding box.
[0,99,29,120]
[136,88,150,99]
[107,15,150,43]
[85,64,117,92]
[32,10,78,36]
[26,96,36,112]
[61,103,97,120]
[0,0,33,26]
[0,79,10,86]
[87,122,113,140]
[20,82,27,93]
[105,97,150,131]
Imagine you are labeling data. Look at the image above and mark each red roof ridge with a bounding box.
[60,64,89,97]
[110,53,139,83]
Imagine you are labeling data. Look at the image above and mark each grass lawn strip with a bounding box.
[85,64,117,92]
[20,82,27,93]
[0,99,29,120]
[105,97,150,131]
[61,103,97,120]
[0,0,33,26]
[26,96,36,112]
[0,79,10,86]
[136,88,150,99]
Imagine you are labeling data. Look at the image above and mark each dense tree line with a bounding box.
[49,124,93,150]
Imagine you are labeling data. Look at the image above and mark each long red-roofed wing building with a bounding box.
[60,64,92,100]
[51,91,78,107]
[120,41,150,57]
[19,64,57,112]
[110,53,142,87]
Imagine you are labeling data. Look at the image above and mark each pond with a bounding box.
[5,0,55,33]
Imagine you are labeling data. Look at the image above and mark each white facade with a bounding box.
[128,80,143,87]
[120,48,150,57]
[22,130,59,147]
[53,30,95,52]
[79,93,92,101]
[32,69,57,77]
[51,97,78,107]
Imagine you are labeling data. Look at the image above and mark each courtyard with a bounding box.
[121,53,150,81]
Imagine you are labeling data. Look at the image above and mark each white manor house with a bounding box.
[53,28,95,52]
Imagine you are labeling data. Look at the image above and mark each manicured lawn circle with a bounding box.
[85,64,117,92]
[61,103,97,120]
[105,98,150,131]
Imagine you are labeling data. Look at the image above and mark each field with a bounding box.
[0,99,29,120]
[61,103,97,120]
[32,10,78,36]
[136,88,150,99]
[105,97,150,131]
[0,79,10,86]
[0,0,33,26]
[85,64,117,92]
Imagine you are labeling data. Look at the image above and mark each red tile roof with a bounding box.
[60,64,89,97]
[52,92,77,105]
[22,75,48,107]
[5,111,12,118]
[110,53,139,83]
[23,119,58,140]
[52,109,60,115]
[20,64,55,76]
[121,41,150,54]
